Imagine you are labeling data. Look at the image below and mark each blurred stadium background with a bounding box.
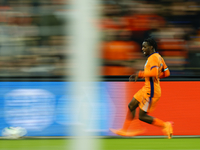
[0,0,200,150]
[0,0,199,78]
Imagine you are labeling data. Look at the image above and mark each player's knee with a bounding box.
[128,99,139,111]
[139,112,147,122]
[139,114,145,122]
[138,112,153,124]
[128,102,134,111]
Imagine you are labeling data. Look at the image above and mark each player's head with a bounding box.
[142,37,157,56]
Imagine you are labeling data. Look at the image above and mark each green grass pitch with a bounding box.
[0,138,199,150]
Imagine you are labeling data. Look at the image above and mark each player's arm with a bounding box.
[159,59,170,79]
[138,67,158,78]
[137,56,159,78]
[159,67,170,79]
[130,67,158,81]
[138,65,170,78]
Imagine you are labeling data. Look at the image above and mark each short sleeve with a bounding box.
[162,58,168,71]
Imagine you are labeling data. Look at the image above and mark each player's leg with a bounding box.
[139,108,166,126]
[122,97,139,131]
[110,97,144,136]
[110,89,144,136]
[138,96,166,126]
[138,108,154,124]
[139,108,173,139]
[128,97,140,119]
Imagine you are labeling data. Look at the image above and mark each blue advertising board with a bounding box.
[0,82,119,136]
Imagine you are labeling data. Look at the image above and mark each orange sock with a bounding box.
[152,118,165,128]
[122,110,134,131]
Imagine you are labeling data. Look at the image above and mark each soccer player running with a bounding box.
[110,37,173,139]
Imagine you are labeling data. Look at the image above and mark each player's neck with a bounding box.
[150,50,156,54]
[148,50,157,57]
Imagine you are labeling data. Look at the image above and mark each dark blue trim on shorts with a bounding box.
[149,97,152,109]
[149,77,154,106]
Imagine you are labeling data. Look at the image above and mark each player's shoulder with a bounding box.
[148,52,161,61]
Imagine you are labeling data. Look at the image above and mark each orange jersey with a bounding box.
[138,52,170,98]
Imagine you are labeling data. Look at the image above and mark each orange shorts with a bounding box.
[134,89,160,112]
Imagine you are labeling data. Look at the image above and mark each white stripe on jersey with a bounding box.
[164,68,168,71]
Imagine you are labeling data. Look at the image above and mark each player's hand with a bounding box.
[129,73,139,82]
[134,74,138,82]
[129,74,136,82]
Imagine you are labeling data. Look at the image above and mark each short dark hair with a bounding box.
[144,37,157,51]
